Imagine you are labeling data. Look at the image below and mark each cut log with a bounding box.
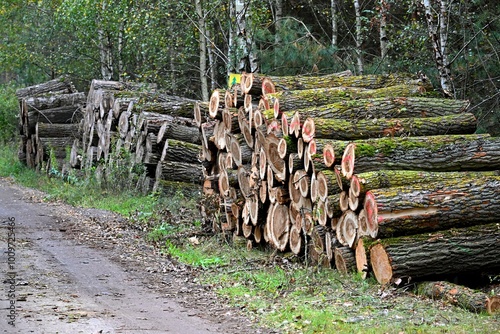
[336,210,358,248]
[415,281,500,315]
[312,113,477,140]
[23,92,86,112]
[369,223,500,285]
[160,139,201,164]
[28,105,83,134]
[157,119,201,144]
[334,247,357,274]
[261,72,431,92]
[265,84,430,112]
[268,203,290,251]
[365,176,500,238]
[263,97,470,121]
[343,134,500,174]
[154,161,204,185]
[36,123,80,140]
[355,170,500,194]
[289,224,304,255]
[355,238,370,279]
[244,70,352,95]
[16,75,76,98]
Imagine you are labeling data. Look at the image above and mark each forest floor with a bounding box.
[0,178,273,333]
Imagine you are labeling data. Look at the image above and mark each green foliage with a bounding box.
[0,84,19,143]
[255,18,344,76]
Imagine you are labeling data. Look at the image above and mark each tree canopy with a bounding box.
[1,0,498,134]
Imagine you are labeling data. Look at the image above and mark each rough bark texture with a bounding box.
[369,223,500,285]
[312,113,476,140]
[366,176,500,237]
[345,134,500,173]
[355,170,499,194]
[263,97,469,121]
[265,84,430,112]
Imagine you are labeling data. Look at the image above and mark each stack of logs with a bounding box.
[68,79,205,193]
[16,76,86,171]
[198,71,500,314]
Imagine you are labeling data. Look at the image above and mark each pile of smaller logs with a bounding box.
[16,76,86,171]
[198,71,500,314]
[73,79,206,193]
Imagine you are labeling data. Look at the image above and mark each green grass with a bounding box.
[0,143,183,219]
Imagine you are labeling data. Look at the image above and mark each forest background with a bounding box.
[0,0,499,140]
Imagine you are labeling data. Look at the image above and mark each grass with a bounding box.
[1,142,498,333]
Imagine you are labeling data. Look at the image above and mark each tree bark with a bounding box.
[365,176,500,238]
[265,84,429,112]
[334,246,356,274]
[343,134,500,174]
[16,76,76,99]
[155,161,204,185]
[369,223,500,285]
[312,113,477,140]
[160,139,201,164]
[263,97,469,121]
[23,92,86,112]
[355,170,499,194]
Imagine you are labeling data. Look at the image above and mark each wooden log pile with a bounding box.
[198,71,500,314]
[74,79,207,193]
[16,76,86,171]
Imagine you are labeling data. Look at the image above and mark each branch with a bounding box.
[449,17,500,66]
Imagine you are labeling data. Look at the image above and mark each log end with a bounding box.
[370,243,393,285]
[487,295,500,315]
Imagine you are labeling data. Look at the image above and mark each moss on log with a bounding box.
[312,113,477,140]
[262,97,469,121]
[366,176,500,237]
[355,170,499,194]
[346,134,500,173]
[266,84,432,112]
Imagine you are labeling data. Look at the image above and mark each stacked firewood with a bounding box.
[73,79,207,192]
[16,76,86,172]
[198,71,500,313]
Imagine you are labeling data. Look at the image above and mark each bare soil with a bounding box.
[0,178,273,333]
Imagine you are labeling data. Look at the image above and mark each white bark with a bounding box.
[422,0,453,96]
[353,0,364,74]
[331,0,338,47]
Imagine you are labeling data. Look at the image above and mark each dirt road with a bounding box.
[0,179,269,333]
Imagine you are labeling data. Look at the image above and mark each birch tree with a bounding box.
[422,0,453,96]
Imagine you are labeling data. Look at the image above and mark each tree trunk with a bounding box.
[415,281,500,315]
[353,0,364,74]
[423,0,453,97]
[369,223,500,285]
[364,176,500,238]
[195,0,209,102]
